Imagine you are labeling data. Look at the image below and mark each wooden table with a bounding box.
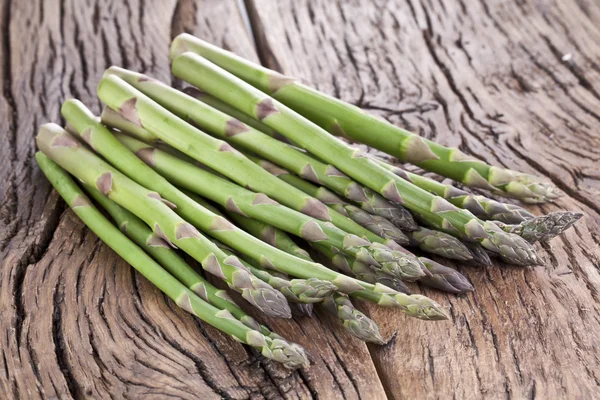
[2,0,599,398]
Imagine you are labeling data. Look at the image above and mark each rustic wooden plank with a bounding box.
[0,0,386,398]
[246,0,600,398]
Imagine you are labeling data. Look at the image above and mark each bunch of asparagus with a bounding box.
[35,34,581,369]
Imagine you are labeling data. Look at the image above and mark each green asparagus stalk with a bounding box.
[189,194,314,263]
[170,52,539,266]
[376,160,536,223]
[322,294,385,344]
[198,194,411,294]
[55,114,446,318]
[35,152,308,369]
[183,87,289,142]
[83,184,300,340]
[311,242,410,294]
[418,258,474,294]
[227,212,313,262]
[60,100,374,295]
[250,156,410,245]
[36,128,447,319]
[37,123,291,319]
[112,132,426,281]
[101,106,160,145]
[213,240,337,304]
[171,34,560,204]
[227,154,472,262]
[97,74,408,254]
[102,67,417,232]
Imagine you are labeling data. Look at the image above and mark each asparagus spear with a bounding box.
[218,236,385,343]
[170,34,560,204]
[212,236,318,317]
[41,124,446,319]
[311,242,410,294]
[376,160,536,222]
[226,213,313,261]
[113,132,426,281]
[194,193,411,294]
[250,155,410,245]
[248,269,337,304]
[465,243,494,267]
[188,193,314,263]
[35,152,308,369]
[407,226,473,261]
[101,106,159,145]
[378,160,582,240]
[97,74,410,258]
[101,67,417,232]
[60,100,379,294]
[213,240,337,304]
[84,184,305,340]
[183,87,289,142]
[37,123,291,319]
[494,212,583,243]
[170,52,539,266]
[322,294,385,345]
[225,153,472,262]
[418,258,474,294]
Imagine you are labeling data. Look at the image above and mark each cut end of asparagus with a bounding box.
[170,33,194,60]
[500,211,583,243]
[419,258,474,294]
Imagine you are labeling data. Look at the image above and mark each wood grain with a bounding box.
[246,0,600,398]
[1,0,598,398]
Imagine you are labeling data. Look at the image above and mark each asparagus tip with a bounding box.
[505,211,583,243]
[264,337,311,369]
[241,287,292,319]
[419,258,474,294]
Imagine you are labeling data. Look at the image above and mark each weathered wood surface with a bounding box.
[1,0,599,398]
